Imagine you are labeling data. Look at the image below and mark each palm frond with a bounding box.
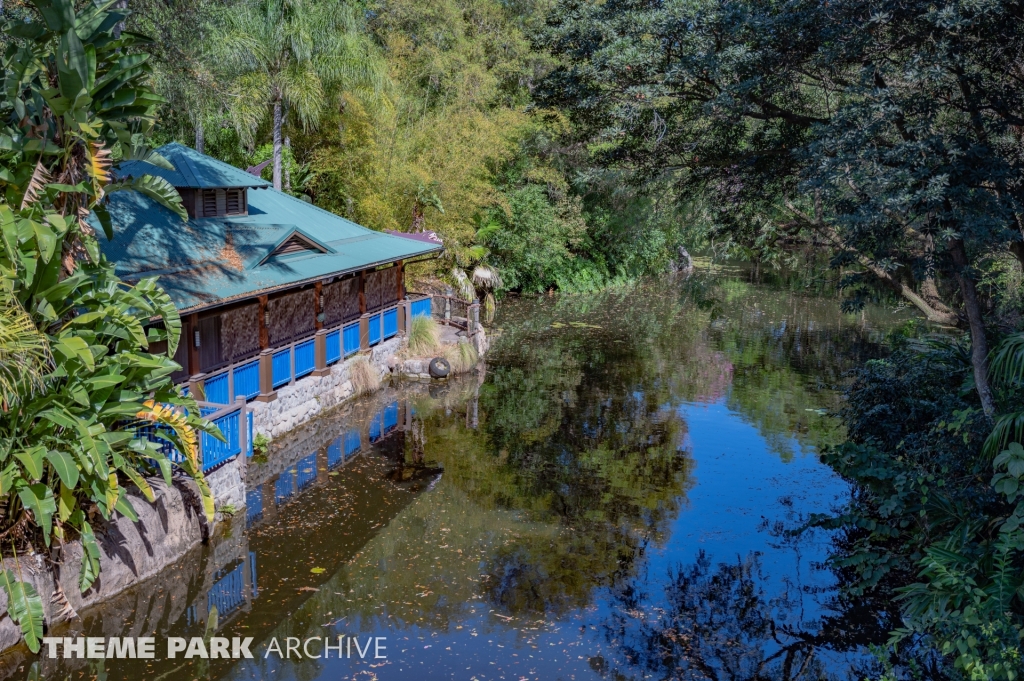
[472,264,502,290]
[990,332,1024,388]
[0,293,51,406]
[450,268,476,302]
[19,160,51,210]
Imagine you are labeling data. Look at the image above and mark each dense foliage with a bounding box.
[133,0,689,296]
[0,0,215,652]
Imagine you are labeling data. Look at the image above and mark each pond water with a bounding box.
[8,266,914,681]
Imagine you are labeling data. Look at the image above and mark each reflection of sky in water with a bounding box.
[20,275,899,681]
[224,398,864,681]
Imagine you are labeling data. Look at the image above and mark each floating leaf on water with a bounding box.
[311,567,326,574]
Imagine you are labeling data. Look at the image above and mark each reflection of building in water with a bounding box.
[3,387,452,681]
[246,395,412,530]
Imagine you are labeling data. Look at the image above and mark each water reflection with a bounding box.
[3,271,910,681]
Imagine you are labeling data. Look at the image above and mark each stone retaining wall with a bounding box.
[0,326,489,656]
[0,479,207,653]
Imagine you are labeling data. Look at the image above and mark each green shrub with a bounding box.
[0,0,217,651]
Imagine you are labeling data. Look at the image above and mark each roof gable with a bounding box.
[255,228,335,267]
[116,143,272,190]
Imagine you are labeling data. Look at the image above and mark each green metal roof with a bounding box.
[95,146,442,313]
[118,142,272,189]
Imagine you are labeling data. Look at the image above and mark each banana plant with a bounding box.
[0,0,185,262]
[0,0,218,652]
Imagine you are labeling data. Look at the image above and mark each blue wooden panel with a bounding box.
[296,453,317,491]
[246,486,263,526]
[203,372,229,404]
[411,297,431,318]
[272,348,291,388]
[294,339,315,378]
[208,561,246,618]
[275,468,295,504]
[369,412,382,442]
[369,313,382,346]
[344,429,361,458]
[383,400,399,433]
[343,322,360,356]
[383,307,398,339]
[326,329,341,364]
[233,360,260,401]
[327,439,342,468]
[202,410,241,471]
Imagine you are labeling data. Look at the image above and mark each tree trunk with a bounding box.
[284,135,292,193]
[195,119,204,154]
[949,238,995,419]
[272,99,283,191]
[1010,240,1024,271]
[782,199,959,324]
[859,257,959,325]
[411,203,424,232]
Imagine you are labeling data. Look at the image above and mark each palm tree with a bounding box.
[219,0,387,190]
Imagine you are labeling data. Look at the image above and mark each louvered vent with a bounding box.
[226,189,242,215]
[277,235,312,255]
[202,190,218,216]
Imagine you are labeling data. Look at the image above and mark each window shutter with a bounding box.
[226,189,242,215]
[202,190,218,217]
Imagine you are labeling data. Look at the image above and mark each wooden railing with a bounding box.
[413,293,481,333]
[137,397,250,473]
[185,300,412,404]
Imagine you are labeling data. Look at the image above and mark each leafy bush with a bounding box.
[817,337,1024,679]
[0,0,217,651]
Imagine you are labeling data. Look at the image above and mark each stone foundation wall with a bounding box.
[205,455,246,515]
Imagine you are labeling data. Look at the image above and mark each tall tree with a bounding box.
[536,0,1024,416]
[218,0,387,190]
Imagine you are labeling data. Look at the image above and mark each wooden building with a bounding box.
[98,143,441,404]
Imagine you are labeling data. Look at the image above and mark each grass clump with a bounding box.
[444,339,479,374]
[408,315,442,356]
[349,356,381,396]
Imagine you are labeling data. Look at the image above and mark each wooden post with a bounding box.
[289,341,296,386]
[236,396,248,468]
[397,299,408,335]
[314,281,323,331]
[313,329,329,376]
[359,313,370,351]
[258,295,269,349]
[468,300,480,335]
[396,261,405,300]
[256,349,276,402]
[358,270,366,314]
[188,373,207,401]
